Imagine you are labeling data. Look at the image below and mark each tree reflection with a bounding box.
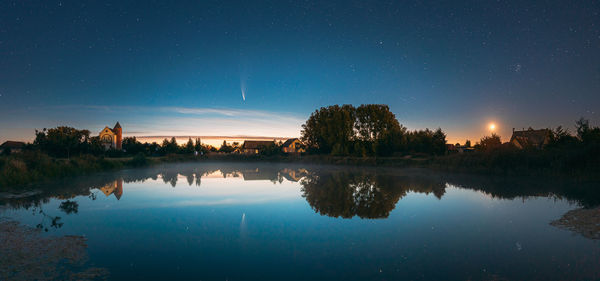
[300,170,446,219]
[35,207,63,232]
[59,200,79,214]
[2,163,599,223]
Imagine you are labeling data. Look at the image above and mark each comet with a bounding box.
[240,80,246,101]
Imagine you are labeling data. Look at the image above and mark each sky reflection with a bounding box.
[1,163,599,280]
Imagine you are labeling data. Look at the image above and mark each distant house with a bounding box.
[510,128,552,149]
[98,122,123,150]
[446,144,458,153]
[241,140,274,154]
[281,138,305,154]
[446,144,474,154]
[456,146,475,153]
[1,141,25,154]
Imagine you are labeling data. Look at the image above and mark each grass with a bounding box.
[0,151,222,189]
[0,152,123,188]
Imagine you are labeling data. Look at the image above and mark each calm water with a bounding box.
[1,162,599,280]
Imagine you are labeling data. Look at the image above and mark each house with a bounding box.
[98,122,123,150]
[240,140,274,154]
[446,144,458,153]
[456,146,475,153]
[446,143,474,153]
[281,138,305,153]
[1,141,25,154]
[510,128,551,149]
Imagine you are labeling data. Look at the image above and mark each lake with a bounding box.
[1,162,599,280]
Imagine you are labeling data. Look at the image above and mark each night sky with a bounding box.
[1,0,599,144]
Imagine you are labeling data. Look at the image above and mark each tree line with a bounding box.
[27,127,215,158]
[6,105,600,162]
[20,127,290,158]
[301,104,447,156]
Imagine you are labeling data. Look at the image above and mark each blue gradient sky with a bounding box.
[1,0,599,144]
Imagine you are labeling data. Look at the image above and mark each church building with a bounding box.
[98,122,123,150]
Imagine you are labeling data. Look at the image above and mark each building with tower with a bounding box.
[98,122,123,150]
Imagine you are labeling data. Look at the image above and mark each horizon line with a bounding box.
[134,135,295,140]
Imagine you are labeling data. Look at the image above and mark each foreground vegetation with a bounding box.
[0,152,197,188]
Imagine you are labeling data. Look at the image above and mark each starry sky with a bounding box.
[1,0,599,144]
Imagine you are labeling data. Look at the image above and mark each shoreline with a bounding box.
[2,152,600,190]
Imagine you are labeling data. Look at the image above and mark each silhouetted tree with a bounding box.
[432,128,448,155]
[301,105,356,154]
[259,141,283,156]
[548,126,578,148]
[122,137,146,155]
[218,140,235,153]
[185,138,194,153]
[576,118,600,144]
[479,134,502,151]
[161,137,179,154]
[301,104,447,156]
[193,138,208,154]
[34,127,91,158]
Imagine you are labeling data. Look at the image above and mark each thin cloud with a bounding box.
[0,104,306,142]
[55,105,305,122]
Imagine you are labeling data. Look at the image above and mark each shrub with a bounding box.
[129,153,149,167]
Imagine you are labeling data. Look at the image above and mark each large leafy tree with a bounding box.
[355,104,403,142]
[355,104,407,156]
[34,126,91,158]
[301,105,356,154]
[301,104,446,156]
[479,133,502,151]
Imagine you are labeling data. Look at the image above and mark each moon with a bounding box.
[489,123,496,130]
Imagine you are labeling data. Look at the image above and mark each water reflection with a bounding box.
[99,179,123,200]
[2,163,599,280]
[1,163,599,221]
[58,200,79,214]
[300,171,445,218]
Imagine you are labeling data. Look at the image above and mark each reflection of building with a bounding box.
[98,122,123,150]
[280,168,308,182]
[241,168,279,181]
[99,179,124,200]
[240,141,274,154]
[510,128,551,149]
[281,138,305,154]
